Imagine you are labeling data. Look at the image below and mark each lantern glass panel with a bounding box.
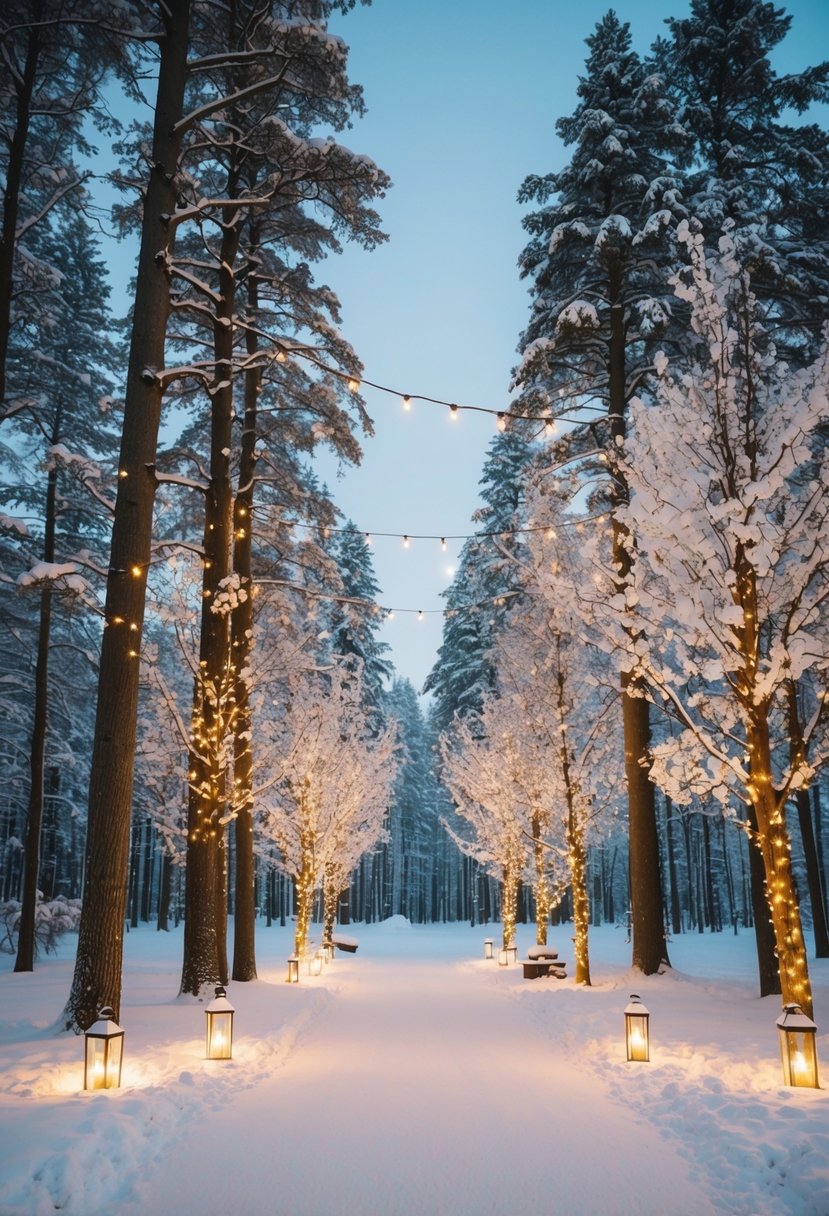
[206,1010,233,1059]
[484,939,493,960]
[287,955,300,983]
[498,948,508,966]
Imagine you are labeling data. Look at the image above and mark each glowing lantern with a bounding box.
[324,941,335,963]
[312,950,324,977]
[484,938,494,960]
[287,955,300,984]
[506,944,517,964]
[84,1007,124,1090]
[498,948,509,966]
[776,1004,819,1088]
[205,985,235,1060]
[624,994,650,1062]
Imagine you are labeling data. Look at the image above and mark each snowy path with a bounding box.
[116,943,719,1216]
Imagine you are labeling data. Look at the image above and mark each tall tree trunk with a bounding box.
[0,5,43,416]
[703,814,717,930]
[140,817,153,922]
[621,673,667,969]
[664,795,682,935]
[15,419,60,972]
[720,817,737,933]
[750,718,811,1014]
[608,283,668,975]
[814,784,828,912]
[786,684,829,957]
[180,209,239,997]
[501,847,520,950]
[230,273,260,981]
[745,803,780,995]
[531,812,550,945]
[157,852,172,932]
[63,0,191,1032]
[322,862,340,944]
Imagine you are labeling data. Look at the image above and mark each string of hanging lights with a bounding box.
[277,512,610,549]
[255,578,521,621]
[271,340,600,434]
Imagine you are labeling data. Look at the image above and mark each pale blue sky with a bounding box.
[317,0,829,695]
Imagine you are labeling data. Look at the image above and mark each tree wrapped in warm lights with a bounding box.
[261,660,396,959]
[493,522,622,985]
[609,228,829,1016]
[440,697,563,952]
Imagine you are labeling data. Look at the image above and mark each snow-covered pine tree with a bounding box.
[515,11,687,975]
[0,0,133,420]
[1,213,120,972]
[327,522,393,707]
[656,0,829,361]
[425,426,536,732]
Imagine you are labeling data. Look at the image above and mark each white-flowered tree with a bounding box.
[440,693,563,953]
[606,227,829,1016]
[261,659,397,959]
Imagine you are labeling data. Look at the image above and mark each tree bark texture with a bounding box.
[180,210,239,997]
[230,276,261,982]
[63,0,191,1031]
[14,424,59,972]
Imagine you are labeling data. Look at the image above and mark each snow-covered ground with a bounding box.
[0,919,826,1216]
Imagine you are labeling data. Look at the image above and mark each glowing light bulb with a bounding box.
[275,348,287,364]
[497,412,507,432]
[417,609,424,621]
[403,535,410,549]
[131,564,142,578]
[347,377,360,393]
[449,404,459,421]
[793,1050,807,1075]
[402,395,412,411]
[440,537,447,552]
[545,419,556,435]
[365,533,372,545]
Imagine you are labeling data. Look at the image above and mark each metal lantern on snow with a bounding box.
[624,994,650,1062]
[324,940,335,963]
[484,938,494,960]
[312,950,324,977]
[498,947,509,966]
[205,985,235,1060]
[84,1006,125,1090]
[506,943,518,965]
[776,1004,819,1088]
[287,954,300,983]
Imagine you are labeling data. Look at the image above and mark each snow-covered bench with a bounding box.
[332,935,359,954]
[522,945,566,979]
